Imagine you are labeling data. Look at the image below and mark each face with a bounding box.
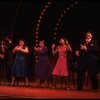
[39,41,44,47]
[59,38,65,44]
[86,32,92,39]
[19,40,25,46]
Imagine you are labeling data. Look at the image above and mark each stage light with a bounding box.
[43,9,46,12]
[36,60,38,63]
[58,19,60,21]
[36,44,38,47]
[56,23,59,26]
[64,10,66,13]
[37,24,39,27]
[48,1,51,5]
[36,32,38,35]
[35,56,38,59]
[61,14,63,17]
[36,36,38,39]
[55,28,57,30]
[45,5,48,8]
[41,12,44,15]
[34,1,51,63]
[75,2,78,4]
[67,8,69,10]
[54,37,56,40]
[71,4,73,7]
[39,16,42,19]
[54,32,56,35]
[38,20,41,23]
[36,28,39,31]
[36,40,38,42]
[53,1,78,42]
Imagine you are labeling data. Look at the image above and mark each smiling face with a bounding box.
[19,40,25,46]
[86,32,92,39]
[59,38,65,45]
[39,41,44,47]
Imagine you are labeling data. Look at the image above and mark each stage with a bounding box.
[0,82,100,99]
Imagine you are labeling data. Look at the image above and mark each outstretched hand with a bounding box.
[80,44,87,51]
[52,44,55,49]
[75,50,79,57]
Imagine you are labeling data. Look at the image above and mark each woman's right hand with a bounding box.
[75,50,79,57]
[34,47,39,51]
[52,44,55,49]
[34,47,36,50]
[0,54,5,59]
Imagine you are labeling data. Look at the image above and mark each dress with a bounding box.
[35,46,50,80]
[52,46,68,77]
[12,49,28,77]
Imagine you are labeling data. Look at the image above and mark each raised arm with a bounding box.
[66,40,72,52]
[52,44,58,55]
[13,46,29,54]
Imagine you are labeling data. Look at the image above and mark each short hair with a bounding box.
[86,30,93,35]
[40,40,45,45]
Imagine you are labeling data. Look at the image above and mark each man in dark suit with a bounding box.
[75,31,99,91]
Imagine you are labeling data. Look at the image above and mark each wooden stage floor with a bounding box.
[0,81,100,99]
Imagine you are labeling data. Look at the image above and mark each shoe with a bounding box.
[52,85,56,89]
[67,87,71,90]
[92,89,98,92]
[10,83,15,86]
[25,82,29,87]
[6,83,11,86]
[25,84,29,87]
[77,88,82,91]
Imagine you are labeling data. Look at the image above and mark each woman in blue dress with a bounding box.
[11,39,29,86]
[34,40,50,87]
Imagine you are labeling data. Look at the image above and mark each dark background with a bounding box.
[0,0,100,79]
[0,1,100,49]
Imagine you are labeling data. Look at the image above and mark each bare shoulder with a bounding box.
[65,45,68,48]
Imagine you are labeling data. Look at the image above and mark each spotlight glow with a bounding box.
[67,7,69,10]
[48,2,51,5]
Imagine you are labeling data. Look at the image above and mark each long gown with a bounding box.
[35,46,50,81]
[11,49,28,77]
[52,46,69,77]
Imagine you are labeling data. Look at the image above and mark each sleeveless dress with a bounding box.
[11,50,28,77]
[52,46,69,77]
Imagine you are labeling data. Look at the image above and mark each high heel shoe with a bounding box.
[25,82,29,87]
[10,82,15,86]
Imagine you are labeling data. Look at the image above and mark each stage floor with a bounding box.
[0,82,100,99]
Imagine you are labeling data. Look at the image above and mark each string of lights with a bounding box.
[35,1,51,63]
[53,1,78,41]
[34,1,78,63]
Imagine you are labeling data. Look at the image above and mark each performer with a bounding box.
[52,37,72,89]
[0,40,7,84]
[4,36,13,85]
[75,31,99,91]
[34,40,50,88]
[11,39,29,86]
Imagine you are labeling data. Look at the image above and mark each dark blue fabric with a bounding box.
[12,50,28,77]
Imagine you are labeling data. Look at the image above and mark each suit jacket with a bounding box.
[79,39,97,63]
